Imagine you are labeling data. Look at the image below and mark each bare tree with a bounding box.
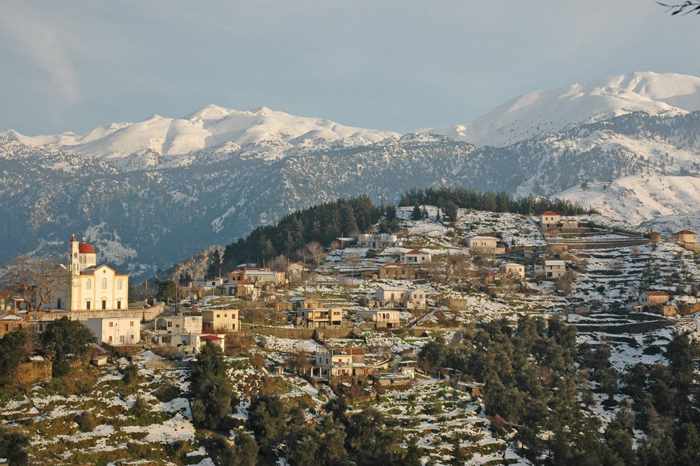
[658,1,700,15]
[270,255,289,272]
[303,241,323,267]
[3,256,69,311]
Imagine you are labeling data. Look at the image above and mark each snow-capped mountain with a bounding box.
[2,72,700,273]
[440,72,700,147]
[4,105,398,164]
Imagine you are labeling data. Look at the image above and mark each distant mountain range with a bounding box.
[437,71,700,146]
[2,71,700,274]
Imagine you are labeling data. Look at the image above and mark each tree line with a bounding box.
[218,196,385,274]
[400,187,593,220]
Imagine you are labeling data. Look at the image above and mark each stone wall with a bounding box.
[242,323,354,340]
[15,359,52,385]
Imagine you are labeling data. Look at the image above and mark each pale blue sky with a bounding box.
[1,0,698,134]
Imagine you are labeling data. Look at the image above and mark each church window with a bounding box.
[102,278,108,289]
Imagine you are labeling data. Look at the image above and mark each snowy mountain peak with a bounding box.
[4,105,399,162]
[439,71,700,147]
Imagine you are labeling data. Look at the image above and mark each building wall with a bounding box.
[85,318,140,345]
[202,309,239,332]
[156,315,202,334]
[69,267,128,312]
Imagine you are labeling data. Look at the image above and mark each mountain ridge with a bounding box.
[2,72,700,273]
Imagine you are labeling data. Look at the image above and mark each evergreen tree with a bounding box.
[0,330,28,386]
[40,318,94,376]
[338,204,359,236]
[411,203,423,221]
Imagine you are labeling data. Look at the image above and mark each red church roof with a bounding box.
[201,334,222,342]
[542,211,560,216]
[79,242,96,254]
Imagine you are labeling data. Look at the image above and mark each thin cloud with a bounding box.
[0,0,79,104]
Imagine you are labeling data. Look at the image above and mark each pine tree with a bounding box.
[411,203,422,221]
[339,204,359,236]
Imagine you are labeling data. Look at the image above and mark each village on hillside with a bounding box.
[1,200,700,466]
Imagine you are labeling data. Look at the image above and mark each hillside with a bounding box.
[2,74,700,273]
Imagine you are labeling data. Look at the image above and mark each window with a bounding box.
[108,336,113,343]
[109,321,114,327]
[120,336,125,344]
[86,301,91,310]
[117,301,121,310]
[102,300,107,310]
[86,279,91,290]
[130,321,134,327]
[57,298,62,309]
[102,278,108,289]
[117,280,122,290]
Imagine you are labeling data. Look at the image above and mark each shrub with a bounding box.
[122,364,139,385]
[153,382,181,402]
[75,411,97,432]
[130,396,150,419]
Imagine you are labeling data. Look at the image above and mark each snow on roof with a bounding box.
[545,260,566,265]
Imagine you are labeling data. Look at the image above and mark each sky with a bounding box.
[1,0,699,135]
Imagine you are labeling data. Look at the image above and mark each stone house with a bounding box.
[296,306,344,328]
[378,264,416,280]
[500,262,525,280]
[641,291,672,307]
[202,308,239,333]
[540,211,561,228]
[360,309,401,329]
[400,250,432,265]
[544,260,567,280]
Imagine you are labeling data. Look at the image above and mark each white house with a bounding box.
[53,235,129,312]
[85,317,140,346]
[155,314,203,335]
[356,233,398,249]
[544,260,567,280]
[400,250,431,265]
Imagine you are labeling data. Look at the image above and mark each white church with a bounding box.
[54,235,129,311]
